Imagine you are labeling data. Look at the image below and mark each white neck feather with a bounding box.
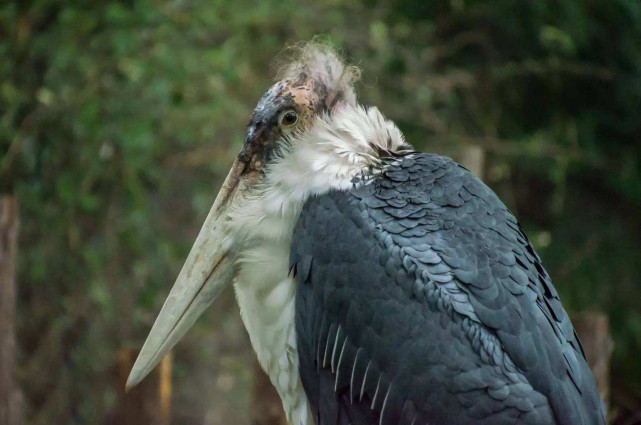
[269,105,407,202]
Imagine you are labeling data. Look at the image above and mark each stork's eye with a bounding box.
[278,109,298,128]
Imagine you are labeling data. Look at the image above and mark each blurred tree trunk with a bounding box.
[251,361,287,425]
[0,196,22,425]
[458,145,485,178]
[108,348,172,425]
[572,312,612,418]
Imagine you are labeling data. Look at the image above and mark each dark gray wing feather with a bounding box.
[290,153,605,425]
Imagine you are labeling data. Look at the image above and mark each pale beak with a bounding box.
[126,158,248,390]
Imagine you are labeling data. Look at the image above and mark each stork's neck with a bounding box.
[265,105,410,206]
[227,105,407,425]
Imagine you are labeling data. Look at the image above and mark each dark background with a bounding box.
[1,0,640,424]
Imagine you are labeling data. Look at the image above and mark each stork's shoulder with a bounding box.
[291,152,605,425]
[354,152,604,419]
[351,152,500,224]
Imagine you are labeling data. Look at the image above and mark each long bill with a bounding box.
[126,158,247,390]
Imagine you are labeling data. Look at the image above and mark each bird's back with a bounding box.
[291,153,605,425]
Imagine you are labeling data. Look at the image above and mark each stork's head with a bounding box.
[126,44,363,389]
[239,45,359,173]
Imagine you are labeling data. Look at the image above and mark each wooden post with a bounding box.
[571,312,612,415]
[457,145,485,178]
[110,348,172,425]
[0,196,21,425]
[158,351,172,423]
[250,361,287,425]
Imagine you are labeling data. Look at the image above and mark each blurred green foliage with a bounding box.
[1,0,640,424]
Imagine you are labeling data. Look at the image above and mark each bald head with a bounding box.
[239,43,360,171]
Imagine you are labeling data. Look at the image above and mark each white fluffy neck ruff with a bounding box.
[267,105,407,211]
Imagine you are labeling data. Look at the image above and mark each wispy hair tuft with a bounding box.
[274,40,360,106]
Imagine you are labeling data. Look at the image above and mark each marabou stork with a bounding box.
[127,44,606,425]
